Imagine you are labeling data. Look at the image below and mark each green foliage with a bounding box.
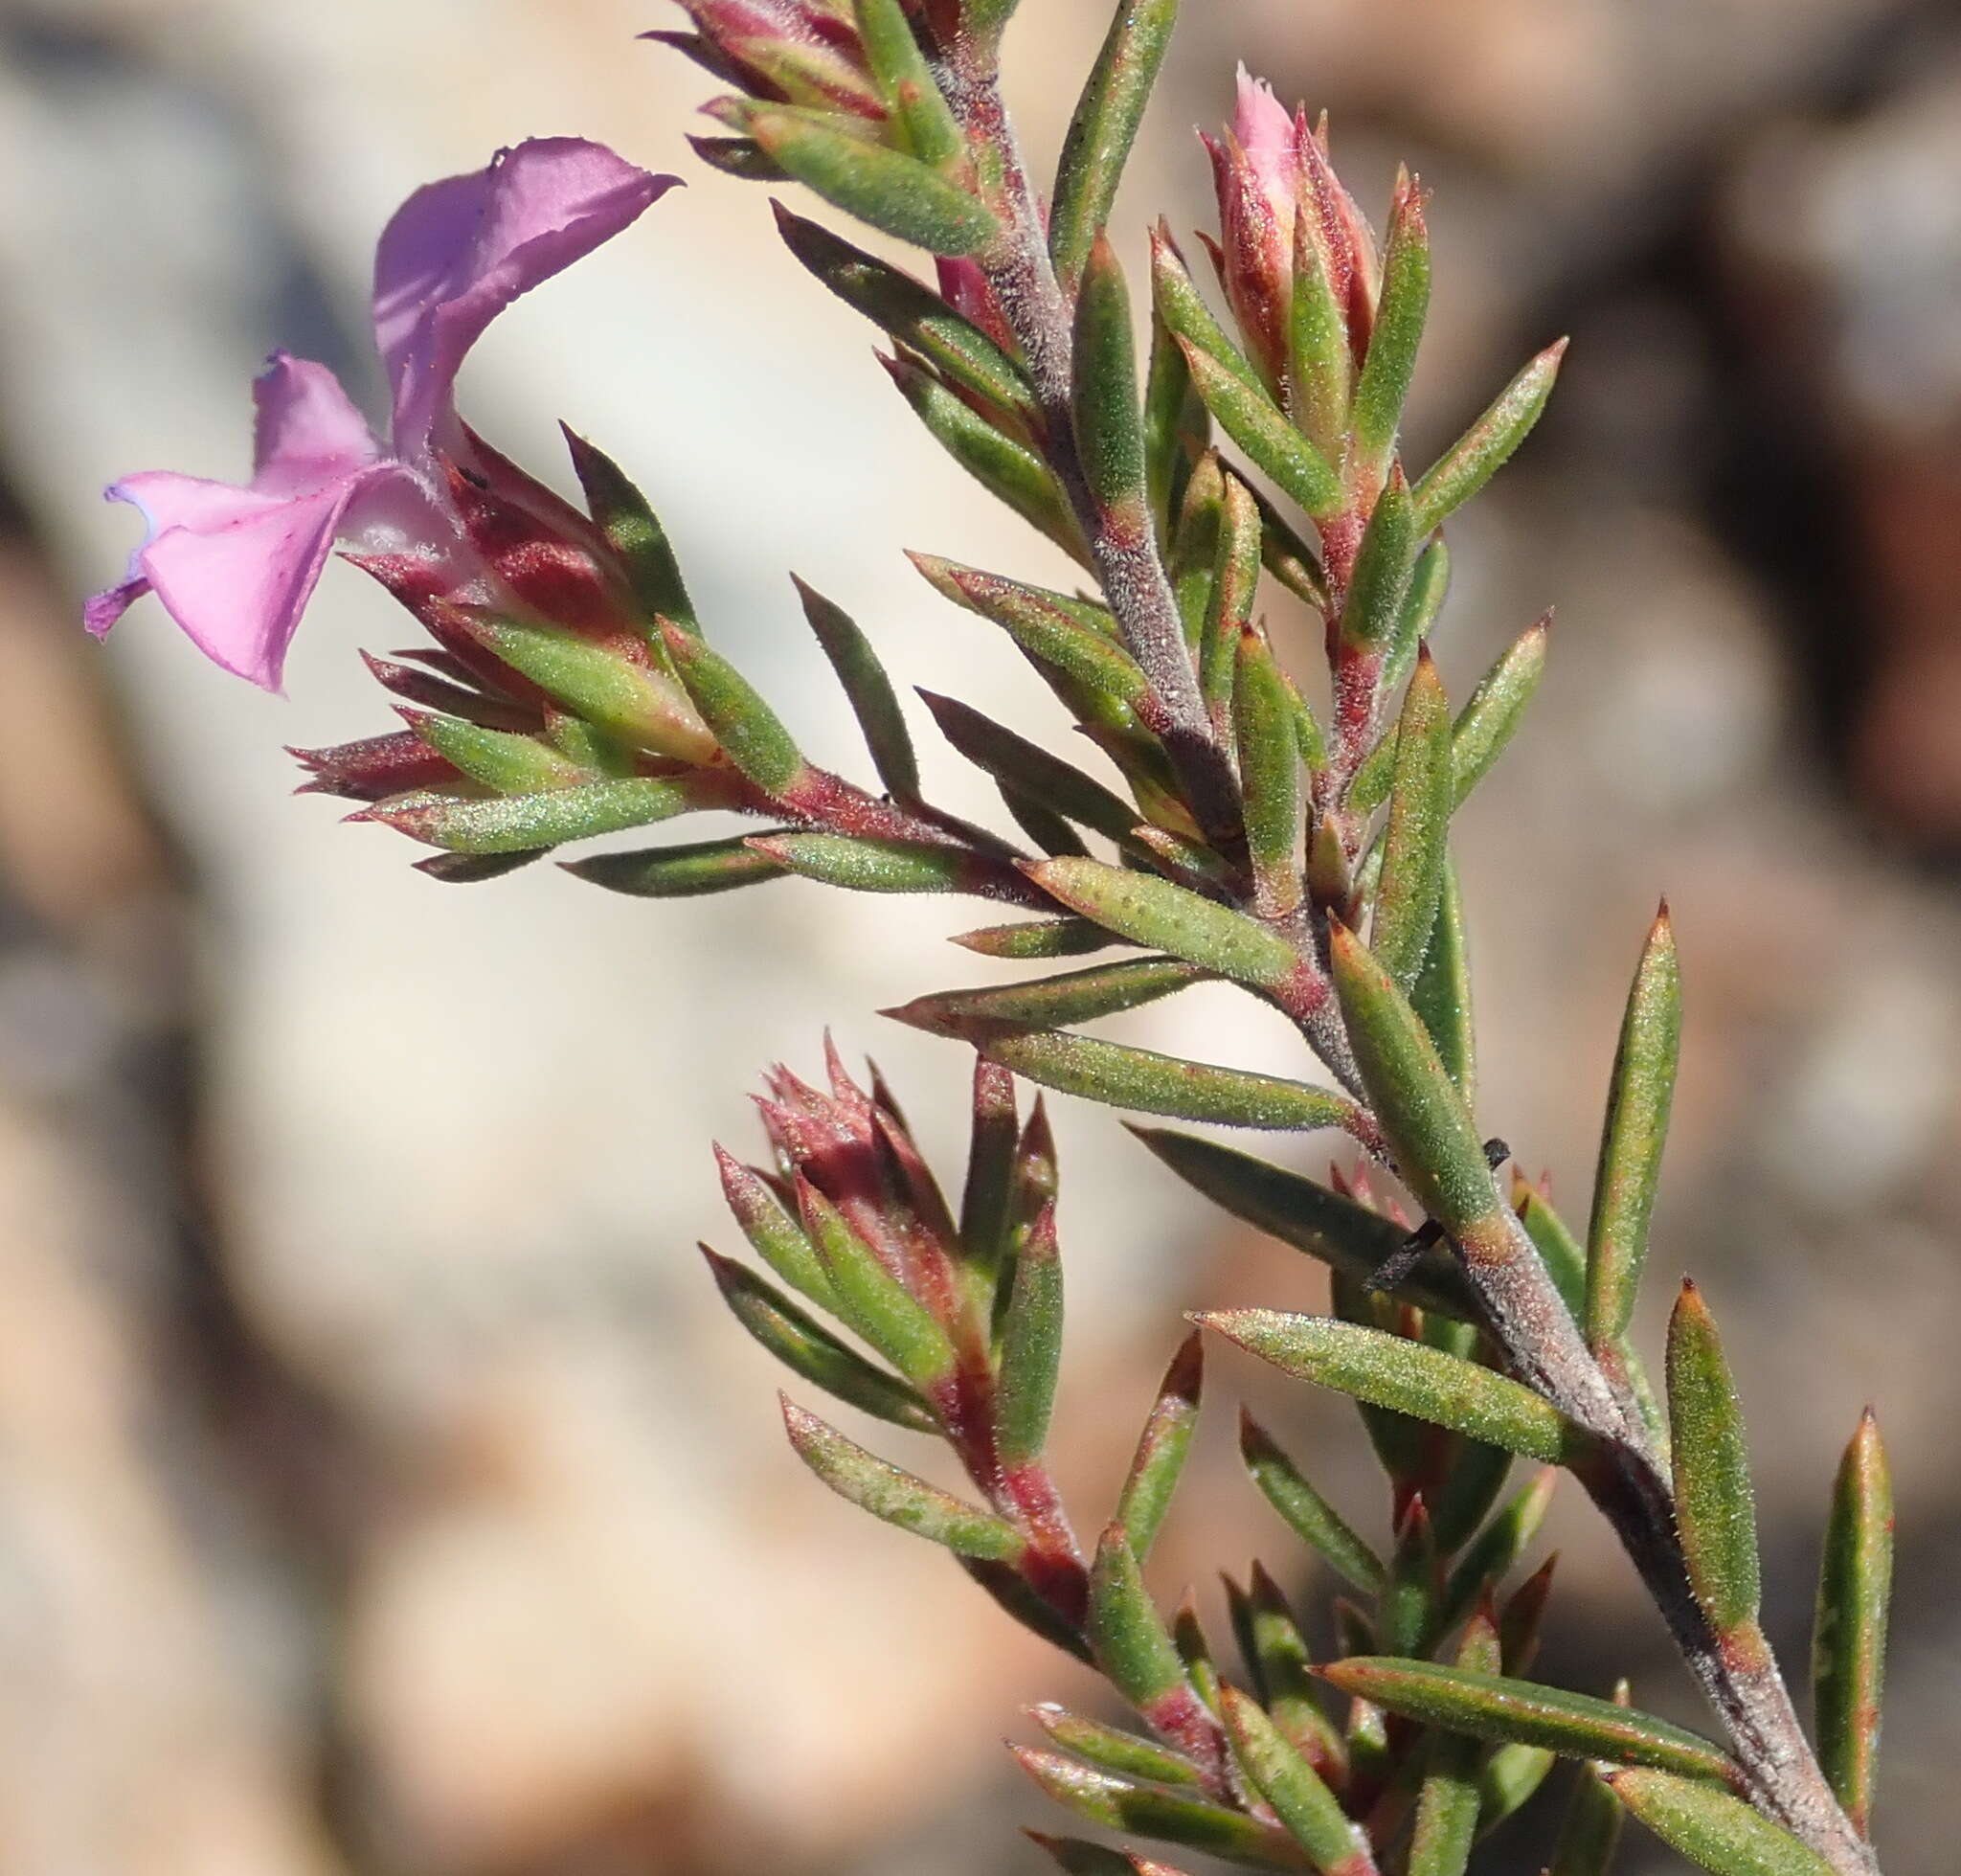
[290,24,1896,1874]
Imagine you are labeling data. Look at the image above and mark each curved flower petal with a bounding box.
[92,462,409,691]
[372,138,680,460]
[251,350,386,492]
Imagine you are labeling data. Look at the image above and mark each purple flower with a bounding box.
[86,138,679,691]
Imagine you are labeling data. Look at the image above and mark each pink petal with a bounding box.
[372,138,679,461]
[1231,66,1296,168]
[92,461,410,692]
[251,351,385,492]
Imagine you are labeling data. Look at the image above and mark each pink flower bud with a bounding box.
[1202,70,1383,402]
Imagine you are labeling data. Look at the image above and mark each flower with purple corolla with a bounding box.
[85,137,678,691]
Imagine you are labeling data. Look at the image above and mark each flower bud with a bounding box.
[1201,71,1380,413]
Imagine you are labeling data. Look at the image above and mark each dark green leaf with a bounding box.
[795,577,919,800]
[1049,0,1180,288]
[1072,234,1151,514]
[1604,1768,1837,1876]
[1130,1128,1476,1318]
[738,102,998,253]
[1414,339,1567,531]
[702,1248,936,1431]
[1813,1409,1891,1836]
[783,1400,1024,1558]
[1115,1333,1203,1558]
[561,426,698,639]
[1371,648,1453,994]
[1665,1279,1762,1638]
[563,833,786,897]
[1238,1411,1384,1593]
[1584,904,1680,1351]
[1350,173,1430,489]
[1200,1314,1588,1465]
[996,1205,1064,1466]
[1178,339,1343,518]
[1319,1661,1737,1786]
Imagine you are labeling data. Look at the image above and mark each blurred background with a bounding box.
[0,0,1956,1870]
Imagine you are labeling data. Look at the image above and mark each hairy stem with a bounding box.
[1456,1206,1879,1874]
[941,57,1241,845]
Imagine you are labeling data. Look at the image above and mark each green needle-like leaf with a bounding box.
[1341,466,1419,656]
[1029,1708,1206,1790]
[1243,1565,1347,1783]
[889,958,1204,1034]
[1408,1614,1500,1876]
[735,103,998,253]
[362,774,728,855]
[564,834,786,898]
[1088,1524,1193,1716]
[1220,1685,1372,1875]
[1409,858,1475,1097]
[1025,858,1313,1002]
[1027,1831,1157,1876]
[1178,339,1343,519]
[1200,474,1260,737]
[1477,1744,1556,1841]
[1510,1178,1588,1322]
[1238,1410,1385,1593]
[1145,304,1207,530]
[800,1181,959,1389]
[1233,623,1305,916]
[1439,1467,1558,1630]
[1584,903,1681,1350]
[783,1401,1025,1559]
[1319,1661,1738,1786]
[996,1206,1064,1467]
[405,712,590,796]
[702,1248,937,1431]
[1132,1128,1476,1317]
[1201,1314,1588,1465]
[1377,533,1451,703]
[1378,1498,1443,1657]
[918,689,1143,848]
[1115,1333,1204,1557]
[1350,611,1548,818]
[1288,204,1351,456]
[891,1020,1364,1133]
[1813,1408,1892,1836]
[1073,234,1152,516]
[749,830,1023,898]
[1326,922,1510,1247]
[913,556,1152,719]
[887,356,1087,556]
[850,0,963,168]
[1012,1748,1304,1869]
[954,916,1126,959]
[1049,0,1180,289]
[1549,1754,1625,1875]
[1351,172,1431,489]
[1414,338,1567,531]
[793,577,919,800]
[1448,611,1549,805]
[561,427,697,637]
[1666,1279,1762,1635]
[462,613,716,760]
[1372,648,1453,993]
[774,204,1036,427]
[1149,225,1265,394]
[1604,1768,1838,1876]
[662,623,808,795]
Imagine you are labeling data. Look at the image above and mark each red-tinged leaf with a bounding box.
[782,1399,1025,1559]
